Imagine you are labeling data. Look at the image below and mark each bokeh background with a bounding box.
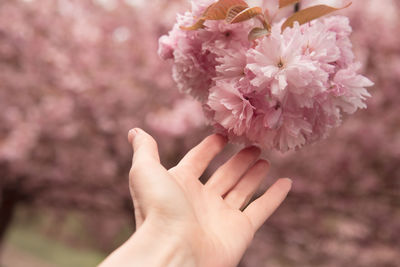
[0,0,399,266]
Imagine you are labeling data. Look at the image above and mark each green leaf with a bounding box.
[281,3,352,31]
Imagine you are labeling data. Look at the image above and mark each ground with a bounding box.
[0,225,105,267]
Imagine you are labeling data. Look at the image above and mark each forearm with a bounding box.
[98,219,197,267]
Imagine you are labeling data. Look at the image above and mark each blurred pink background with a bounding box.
[0,0,399,266]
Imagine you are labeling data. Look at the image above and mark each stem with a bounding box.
[257,15,271,31]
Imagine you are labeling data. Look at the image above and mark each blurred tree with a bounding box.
[0,0,399,266]
[0,0,204,248]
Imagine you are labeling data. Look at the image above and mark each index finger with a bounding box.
[170,134,227,180]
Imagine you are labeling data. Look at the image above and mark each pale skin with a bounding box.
[99,128,292,267]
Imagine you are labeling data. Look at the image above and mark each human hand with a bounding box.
[100,128,292,267]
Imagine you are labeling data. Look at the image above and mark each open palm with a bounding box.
[129,128,292,267]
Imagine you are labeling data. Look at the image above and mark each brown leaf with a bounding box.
[203,0,249,20]
[228,6,263,24]
[279,0,300,9]
[180,18,206,31]
[181,0,249,31]
[281,3,352,31]
[225,6,248,23]
[248,27,270,41]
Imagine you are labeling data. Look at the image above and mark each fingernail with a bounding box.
[128,128,138,143]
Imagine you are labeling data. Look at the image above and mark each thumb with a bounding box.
[128,128,160,164]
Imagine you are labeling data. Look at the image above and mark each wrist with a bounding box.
[99,213,202,267]
[125,215,199,267]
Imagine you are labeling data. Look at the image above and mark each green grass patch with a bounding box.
[5,226,105,267]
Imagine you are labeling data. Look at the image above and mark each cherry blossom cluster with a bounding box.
[159,0,373,152]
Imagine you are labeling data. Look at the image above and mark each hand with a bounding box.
[100,128,292,267]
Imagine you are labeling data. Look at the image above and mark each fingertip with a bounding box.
[208,134,228,150]
[246,146,262,157]
[216,133,229,143]
[277,178,293,191]
[230,146,261,163]
[250,145,261,152]
[216,133,228,142]
[129,128,160,163]
[128,128,138,144]
[281,177,293,184]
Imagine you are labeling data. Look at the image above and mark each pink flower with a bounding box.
[159,2,374,152]
[322,16,354,68]
[246,23,326,100]
[158,35,175,60]
[257,0,294,23]
[160,12,218,100]
[331,63,374,113]
[200,20,255,52]
[215,42,248,80]
[172,37,217,100]
[302,20,341,73]
[159,11,254,101]
[246,105,315,152]
[158,12,195,60]
[207,79,255,136]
